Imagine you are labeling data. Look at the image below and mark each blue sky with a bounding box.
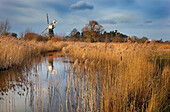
[0,0,170,40]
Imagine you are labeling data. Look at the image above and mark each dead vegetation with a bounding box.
[0,36,67,70]
[64,42,170,112]
[0,35,169,111]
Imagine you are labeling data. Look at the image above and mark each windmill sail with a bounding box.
[46,13,49,25]
[41,13,58,39]
[41,26,48,34]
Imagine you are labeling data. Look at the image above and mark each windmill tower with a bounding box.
[41,13,58,39]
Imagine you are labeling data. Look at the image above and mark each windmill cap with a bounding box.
[53,19,58,24]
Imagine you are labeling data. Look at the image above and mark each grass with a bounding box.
[0,36,67,70]
[0,36,169,111]
[64,42,170,112]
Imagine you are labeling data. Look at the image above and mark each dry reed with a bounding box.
[64,41,170,112]
[0,37,169,111]
[0,36,67,70]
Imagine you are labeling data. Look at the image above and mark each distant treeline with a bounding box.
[66,20,169,43]
[0,19,169,43]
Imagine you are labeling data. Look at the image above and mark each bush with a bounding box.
[11,33,17,38]
[51,35,66,42]
[24,33,48,42]
[36,35,48,42]
[131,36,138,43]
[165,41,170,44]
[1,32,10,36]
[137,37,148,43]
[112,33,126,43]
[24,33,38,40]
[112,36,125,42]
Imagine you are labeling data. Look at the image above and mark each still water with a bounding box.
[0,53,79,112]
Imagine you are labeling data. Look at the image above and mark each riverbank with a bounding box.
[0,36,67,70]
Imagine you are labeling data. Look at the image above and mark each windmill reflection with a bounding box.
[0,54,68,112]
[47,58,57,75]
[48,58,54,71]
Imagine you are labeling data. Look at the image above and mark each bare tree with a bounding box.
[0,19,10,35]
[69,28,80,40]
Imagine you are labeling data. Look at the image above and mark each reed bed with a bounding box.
[0,36,169,111]
[0,36,67,70]
[64,42,170,112]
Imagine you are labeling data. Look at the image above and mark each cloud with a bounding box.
[0,0,169,40]
[144,20,152,24]
[70,1,94,10]
[166,24,170,27]
[99,19,117,25]
[119,20,132,24]
[136,0,170,19]
[114,0,135,6]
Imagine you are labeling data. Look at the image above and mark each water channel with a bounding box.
[0,53,86,112]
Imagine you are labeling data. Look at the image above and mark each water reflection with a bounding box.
[0,53,101,112]
[0,68,34,112]
[47,58,57,75]
[0,53,72,112]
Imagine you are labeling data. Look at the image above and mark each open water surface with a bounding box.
[0,53,78,112]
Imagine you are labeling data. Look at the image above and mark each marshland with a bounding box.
[0,35,169,112]
[1,0,170,111]
[0,18,170,112]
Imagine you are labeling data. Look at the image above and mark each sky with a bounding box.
[0,0,170,40]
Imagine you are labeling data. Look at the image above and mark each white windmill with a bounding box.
[41,13,58,39]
